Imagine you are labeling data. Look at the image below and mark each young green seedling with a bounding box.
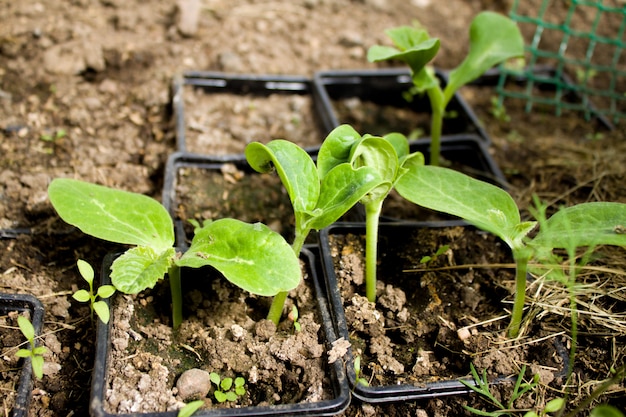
[245,125,383,323]
[73,259,116,324]
[353,355,369,387]
[395,164,626,338]
[288,305,301,332]
[177,400,204,417]
[48,178,301,329]
[368,11,524,166]
[15,316,47,379]
[315,124,425,303]
[209,372,246,403]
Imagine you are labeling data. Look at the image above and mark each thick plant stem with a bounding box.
[507,252,529,338]
[365,201,383,303]
[266,229,308,325]
[169,265,183,329]
[426,87,444,167]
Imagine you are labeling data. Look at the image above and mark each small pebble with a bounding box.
[176,368,211,401]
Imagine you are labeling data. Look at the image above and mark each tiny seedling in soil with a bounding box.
[15,316,47,380]
[210,372,246,403]
[353,355,369,387]
[48,178,301,329]
[72,259,116,324]
[419,244,449,264]
[395,164,626,338]
[245,126,382,322]
[367,11,524,166]
[288,305,301,332]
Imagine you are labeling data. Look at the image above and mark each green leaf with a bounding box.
[17,316,35,341]
[177,219,301,296]
[444,11,524,105]
[317,124,363,178]
[48,178,174,251]
[77,259,94,283]
[110,247,175,294]
[245,140,319,214]
[209,372,221,386]
[235,377,245,388]
[93,301,110,324]
[367,26,440,74]
[97,285,116,299]
[543,398,565,413]
[591,405,626,417]
[307,164,381,230]
[72,290,91,303]
[220,377,233,391]
[214,391,227,403]
[225,392,238,402]
[532,202,626,251]
[396,165,526,249]
[177,400,204,417]
[15,349,32,358]
[31,355,44,379]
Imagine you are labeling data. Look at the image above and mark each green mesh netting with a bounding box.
[497,0,626,125]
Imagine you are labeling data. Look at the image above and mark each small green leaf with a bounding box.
[15,349,32,358]
[235,377,245,388]
[77,259,94,283]
[235,386,246,396]
[544,398,565,413]
[17,316,35,341]
[209,372,221,386]
[590,405,626,417]
[220,377,233,391]
[317,124,363,179]
[214,391,227,403]
[72,289,91,303]
[367,26,440,74]
[177,400,204,417]
[31,355,44,379]
[225,392,238,402]
[48,178,174,251]
[93,301,110,324]
[97,285,116,299]
[177,219,301,296]
[444,11,524,105]
[111,247,175,294]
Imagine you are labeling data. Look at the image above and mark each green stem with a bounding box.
[365,201,383,303]
[266,227,309,325]
[169,265,183,329]
[426,87,444,167]
[508,252,529,338]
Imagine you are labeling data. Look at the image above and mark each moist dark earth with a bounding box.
[1,0,625,416]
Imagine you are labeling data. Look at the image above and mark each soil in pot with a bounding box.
[323,224,567,398]
[98,251,347,415]
[181,82,325,156]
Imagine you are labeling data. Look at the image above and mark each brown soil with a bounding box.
[1,0,625,416]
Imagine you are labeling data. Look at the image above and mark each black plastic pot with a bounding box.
[312,68,492,144]
[90,248,350,417]
[172,72,326,156]
[0,293,45,417]
[318,222,567,403]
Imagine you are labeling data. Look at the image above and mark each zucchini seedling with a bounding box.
[395,164,626,337]
[245,125,383,323]
[368,11,524,166]
[48,178,301,329]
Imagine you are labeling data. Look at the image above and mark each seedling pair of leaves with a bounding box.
[73,259,115,324]
[48,178,301,329]
[15,316,47,379]
[210,372,246,403]
[367,11,525,166]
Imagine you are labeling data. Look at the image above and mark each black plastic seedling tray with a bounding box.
[313,68,493,144]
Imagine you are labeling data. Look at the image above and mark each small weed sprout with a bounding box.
[72,259,115,324]
[353,355,369,387]
[209,372,246,403]
[40,128,66,143]
[419,244,450,264]
[288,305,301,332]
[15,316,47,379]
[461,363,539,416]
[489,96,511,123]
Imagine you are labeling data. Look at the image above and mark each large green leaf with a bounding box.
[110,246,175,294]
[367,26,440,74]
[395,165,530,248]
[48,178,174,251]
[444,11,524,105]
[245,140,318,213]
[177,219,301,296]
[532,202,626,250]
